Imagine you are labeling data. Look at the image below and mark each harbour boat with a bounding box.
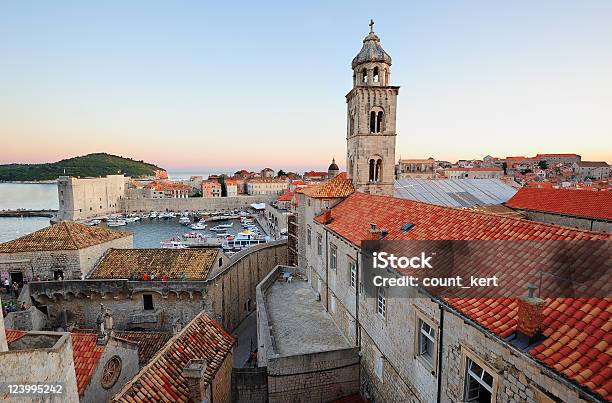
[183,232,204,239]
[227,230,269,248]
[83,219,101,226]
[107,219,127,227]
[210,223,233,231]
[189,222,207,230]
[179,216,191,225]
[215,232,232,238]
[160,239,187,249]
[149,212,158,219]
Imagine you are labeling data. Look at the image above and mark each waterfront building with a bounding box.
[225,179,239,197]
[246,177,289,196]
[57,174,126,221]
[0,221,132,282]
[145,181,190,198]
[202,180,222,197]
[573,161,611,180]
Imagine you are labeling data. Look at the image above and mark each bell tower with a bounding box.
[346,20,398,196]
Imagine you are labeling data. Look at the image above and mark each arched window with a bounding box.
[373,67,379,83]
[375,159,383,182]
[369,159,375,182]
[362,69,368,83]
[376,111,384,133]
[370,111,376,133]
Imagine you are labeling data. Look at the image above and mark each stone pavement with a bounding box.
[232,311,257,368]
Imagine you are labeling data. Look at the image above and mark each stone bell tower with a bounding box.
[346,20,399,196]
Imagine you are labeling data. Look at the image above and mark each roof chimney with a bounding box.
[182,359,209,403]
[322,209,332,224]
[369,223,381,240]
[516,284,545,342]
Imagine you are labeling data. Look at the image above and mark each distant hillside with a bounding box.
[0,153,163,181]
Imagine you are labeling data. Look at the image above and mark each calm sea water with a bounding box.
[0,182,261,247]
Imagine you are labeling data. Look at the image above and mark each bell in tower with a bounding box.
[346,20,399,196]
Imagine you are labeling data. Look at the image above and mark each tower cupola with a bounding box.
[352,20,392,87]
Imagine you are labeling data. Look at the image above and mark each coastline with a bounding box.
[0,180,57,184]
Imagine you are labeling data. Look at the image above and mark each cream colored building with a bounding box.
[225,180,238,197]
[397,158,436,179]
[57,175,126,221]
[444,167,503,179]
[246,178,288,196]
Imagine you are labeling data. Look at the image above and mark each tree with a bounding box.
[538,160,548,170]
[277,169,287,177]
[219,176,227,197]
[501,162,508,175]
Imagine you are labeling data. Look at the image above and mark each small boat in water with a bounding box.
[179,216,191,225]
[189,222,207,230]
[210,223,233,231]
[83,219,102,226]
[227,230,269,248]
[160,239,187,249]
[149,212,158,219]
[107,219,127,227]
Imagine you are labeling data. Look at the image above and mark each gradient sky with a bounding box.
[1,1,611,172]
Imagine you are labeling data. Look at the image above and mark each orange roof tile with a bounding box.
[506,187,612,220]
[114,331,173,365]
[112,312,234,402]
[5,329,26,343]
[89,248,220,280]
[71,332,105,396]
[0,222,131,253]
[300,173,354,199]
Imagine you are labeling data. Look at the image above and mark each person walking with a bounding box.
[162,274,167,284]
[4,278,9,294]
[20,302,27,311]
[12,282,19,298]
[181,272,187,282]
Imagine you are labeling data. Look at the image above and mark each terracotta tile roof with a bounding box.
[315,192,611,400]
[71,332,105,396]
[505,187,612,220]
[276,191,295,202]
[5,329,26,343]
[300,173,355,199]
[114,331,173,365]
[536,153,580,158]
[445,167,502,172]
[89,248,220,280]
[304,171,329,177]
[0,222,131,253]
[112,312,234,402]
[576,161,610,168]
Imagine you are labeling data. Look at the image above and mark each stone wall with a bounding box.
[57,175,126,221]
[211,353,233,403]
[4,306,47,331]
[266,348,360,403]
[0,332,79,401]
[522,210,611,233]
[232,367,268,403]
[120,195,276,213]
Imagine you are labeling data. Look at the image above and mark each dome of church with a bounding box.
[328,158,339,172]
[351,29,392,69]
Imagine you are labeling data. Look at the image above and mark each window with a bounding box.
[101,356,122,389]
[370,111,376,133]
[307,225,312,246]
[464,357,494,403]
[348,259,356,288]
[373,67,379,82]
[417,319,436,366]
[218,257,223,267]
[362,69,368,83]
[377,287,386,318]
[330,244,337,270]
[375,355,384,380]
[317,234,322,256]
[376,111,383,132]
[143,294,154,310]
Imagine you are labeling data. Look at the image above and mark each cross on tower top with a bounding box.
[369,19,375,33]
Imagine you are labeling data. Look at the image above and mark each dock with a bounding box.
[0,209,57,218]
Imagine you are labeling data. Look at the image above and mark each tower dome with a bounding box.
[328,158,340,177]
[351,20,392,69]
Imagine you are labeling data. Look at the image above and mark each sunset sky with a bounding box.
[1,1,611,173]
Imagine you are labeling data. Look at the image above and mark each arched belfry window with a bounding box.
[373,67,379,83]
[369,158,383,182]
[370,111,376,133]
[369,159,375,182]
[376,111,383,133]
[362,69,368,84]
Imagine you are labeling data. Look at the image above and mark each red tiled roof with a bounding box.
[315,192,611,400]
[0,222,131,253]
[300,173,354,199]
[445,167,502,172]
[113,312,234,402]
[506,187,612,220]
[5,329,26,343]
[304,171,329,177]
[114,331,173,365]
[71,333,105,396]
[276,191,294,202]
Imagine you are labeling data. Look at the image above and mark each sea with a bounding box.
[0,173,254,246]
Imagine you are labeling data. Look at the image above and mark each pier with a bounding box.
[0,209,57,218]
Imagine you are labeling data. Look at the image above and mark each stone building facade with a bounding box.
[346,21,398,196]
[0,222,133,283]
[57,174,126,221]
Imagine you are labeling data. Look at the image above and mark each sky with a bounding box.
[1,1,611,173]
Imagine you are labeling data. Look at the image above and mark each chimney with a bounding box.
[369,223,381,240]
[96,304,108,345]
[516,284,545,341]
[182,359,208,402]
[322,209,332,224]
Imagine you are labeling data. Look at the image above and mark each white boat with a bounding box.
[210,223,233,231]
[107,219,127,227]
[125,216,139,223]
[179,216,191,225]
[149,212,158,219]
[83,219,101,226]
[183,232,204,239]
[228,230,269,248]
[189,222,207,230]
[160,239,187,249]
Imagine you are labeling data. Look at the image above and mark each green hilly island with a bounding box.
[0,153,163,181]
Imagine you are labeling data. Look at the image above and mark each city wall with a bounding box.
[120,195,276,213]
